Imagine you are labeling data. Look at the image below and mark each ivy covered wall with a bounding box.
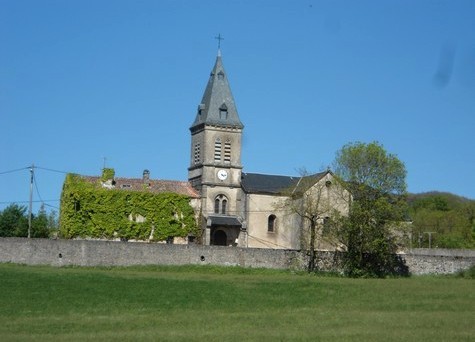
[60,173,199,241]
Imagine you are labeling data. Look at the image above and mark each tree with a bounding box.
[0,204,28,237]
[31,204,53,238]
[278,170,350,272]
[0,204,57,238]
[332,141,409,277]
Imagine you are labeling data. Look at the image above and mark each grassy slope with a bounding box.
[0,264,473,341]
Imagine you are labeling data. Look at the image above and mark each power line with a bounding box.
[33,170,44,204]
[0,167,29,175]
[35,166,70,174]
[0,200,59,204]
[0,164,69,205]
[0,164,65,215]
[33,168,61,210]
[247,234,290,249]
[43,203,60,210]
[0,166,71,176]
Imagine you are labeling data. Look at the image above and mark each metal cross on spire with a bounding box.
[215,34,224,50]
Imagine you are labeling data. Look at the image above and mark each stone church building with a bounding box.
[62,51,350,250]
[187,51,350,250]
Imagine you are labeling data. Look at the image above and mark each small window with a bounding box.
[218,71,225,80]
[74,201,81,212]
[121,184,131,189]
[219,104,228,120]
[198,104,205,116]
[220,109,228,120]
[323,217,331,235]
[268,215,276,232]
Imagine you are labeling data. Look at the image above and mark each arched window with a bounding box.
[268,215,276,232]
[214,194,228,215]
[222,199,227,215]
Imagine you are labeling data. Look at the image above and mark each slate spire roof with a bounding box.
[190,52,243,131]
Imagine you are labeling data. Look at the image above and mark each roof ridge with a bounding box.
[243,172,297,178]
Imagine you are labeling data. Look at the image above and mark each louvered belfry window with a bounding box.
[194,143,200,164]
[214,138,222,162]
[224,140,231,163]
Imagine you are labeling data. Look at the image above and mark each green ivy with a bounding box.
[60,173,199,241]
[101,168,115,182]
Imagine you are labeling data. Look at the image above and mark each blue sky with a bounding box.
[1,0,474,213]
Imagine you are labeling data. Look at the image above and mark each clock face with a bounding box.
[217,169,228,180]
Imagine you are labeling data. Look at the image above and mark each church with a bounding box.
[61,50,350,250]
[187,50,350,249]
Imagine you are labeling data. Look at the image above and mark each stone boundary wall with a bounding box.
[0,238,474,275]
[0,238,305,270]
[401,248,475,275]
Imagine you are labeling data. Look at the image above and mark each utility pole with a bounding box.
[28,164,34,238]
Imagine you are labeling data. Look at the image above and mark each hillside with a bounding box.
[407,192,475,249]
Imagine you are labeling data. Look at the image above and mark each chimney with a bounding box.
[143,169,150,182]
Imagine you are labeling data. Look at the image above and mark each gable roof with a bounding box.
[241,171,328,195]
[81,176,200,198]
[190,53,243,131]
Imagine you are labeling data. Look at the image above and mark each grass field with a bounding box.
[0,264,473,341]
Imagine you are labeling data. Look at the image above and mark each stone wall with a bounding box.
[0,238,473,275]
[401,248,475,275]
[0,238,305,270]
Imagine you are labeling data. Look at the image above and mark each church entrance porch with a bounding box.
[206,215,243,246]
[210,226,241,246]
[212,229,227,246]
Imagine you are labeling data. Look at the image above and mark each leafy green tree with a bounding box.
[47,210,59,237]
[0,204,28,237]
[0,204,57,238]
[31,204,53,238]
[332,141,409,277]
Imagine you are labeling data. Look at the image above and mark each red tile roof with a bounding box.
[81,176,199,198]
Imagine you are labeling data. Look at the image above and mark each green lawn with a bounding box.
[0,264,473,341]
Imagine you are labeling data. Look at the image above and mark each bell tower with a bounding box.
[188,50,244,190]
[188,49,245,246]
